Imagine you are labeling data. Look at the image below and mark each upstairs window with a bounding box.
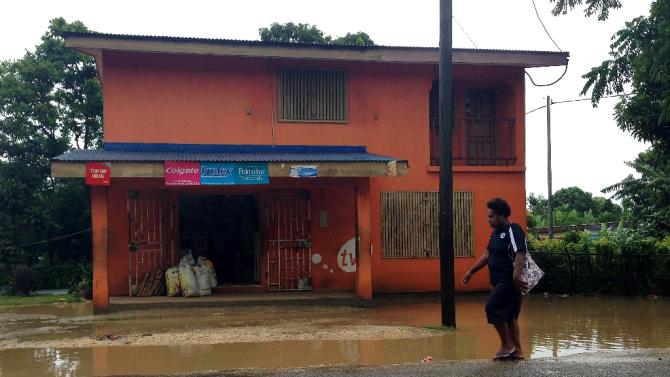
[278,70,348,123]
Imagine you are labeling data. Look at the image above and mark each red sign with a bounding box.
[165,161,200,186]
[85,162,111,186]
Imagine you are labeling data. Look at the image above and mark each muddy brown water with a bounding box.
[0,296,668,376]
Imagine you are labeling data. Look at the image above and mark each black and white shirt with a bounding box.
[487,223,527,285]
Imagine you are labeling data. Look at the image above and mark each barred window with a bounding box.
[381,191,474,258]
[278,70,348,123]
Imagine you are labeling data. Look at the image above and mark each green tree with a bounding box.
[553,0,670,149]
[553,187,594,214]
[259,22,329,44]
[551,1,670,235]
[0,18,101,286]
[550,0,622,21]
[332,32,375,46]
[526,188,622,227]
[259,22,374,46]
[603,148,670,235]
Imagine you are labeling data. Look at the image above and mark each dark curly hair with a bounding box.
[487,198,511,218]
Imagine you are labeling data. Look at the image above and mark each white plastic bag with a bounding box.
[165,267,181,297]
[179,251,195,267]
[179,265,199,297]
[194,265,212,296]
[197,256,218,288]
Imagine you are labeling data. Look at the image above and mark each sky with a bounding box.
[0,0,654,198]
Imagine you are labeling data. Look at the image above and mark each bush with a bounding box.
[529,227,670,295]
[12,266,38,296]
[69,263,92,300]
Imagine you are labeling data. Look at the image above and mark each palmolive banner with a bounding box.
[164,161,201,186]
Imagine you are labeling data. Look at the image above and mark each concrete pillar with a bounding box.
[355,181,373,302]
[91,186,109,312]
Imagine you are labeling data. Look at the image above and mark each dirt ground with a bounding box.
[0,301,440,350]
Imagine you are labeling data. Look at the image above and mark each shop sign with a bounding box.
[289,165,318,178]
[200,162,235,185]
[165,161,200,186]
[85,162,111,186]
[232,163,269,185]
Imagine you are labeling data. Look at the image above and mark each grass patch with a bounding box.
[423,324,456,331]
[0,294,81,306]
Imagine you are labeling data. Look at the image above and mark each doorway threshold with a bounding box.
[105,291,358,314]
[214,285,264,294]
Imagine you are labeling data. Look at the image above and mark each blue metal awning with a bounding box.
[51,143,408,178]
[52,143,405,163]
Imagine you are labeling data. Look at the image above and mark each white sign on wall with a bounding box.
[337,238,357,273]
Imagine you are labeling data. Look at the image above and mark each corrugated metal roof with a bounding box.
[52,149,404,163]
[62,31,568,56]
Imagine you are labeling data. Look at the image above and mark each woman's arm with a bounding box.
[462,249,489,284]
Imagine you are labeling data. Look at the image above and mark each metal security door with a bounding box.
[265,193,312,291]
[127,191,177,296]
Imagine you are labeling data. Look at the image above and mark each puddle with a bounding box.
[0,296,668,376]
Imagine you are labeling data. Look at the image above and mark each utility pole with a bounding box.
[546,96,554,239]
[439,0,456,327]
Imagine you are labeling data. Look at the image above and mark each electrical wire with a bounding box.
[525,93,634,115]
[531,0,562,52]
[453,16,478,48]
[525,63,569,87]
[0,228,91,251]
[525,0,567,87]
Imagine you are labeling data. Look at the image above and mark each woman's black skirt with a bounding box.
[485,282,522,325]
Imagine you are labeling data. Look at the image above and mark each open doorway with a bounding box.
[179,195,260,286]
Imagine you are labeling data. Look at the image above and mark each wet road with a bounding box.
[0,295,669,376]
[195,350,670,377]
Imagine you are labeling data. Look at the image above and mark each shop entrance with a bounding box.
[179,195,260,286]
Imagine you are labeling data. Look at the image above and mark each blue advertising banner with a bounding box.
[200,162,269,185]
[289,165,318,178]
[233,164,269,185]
[200,163,235,185]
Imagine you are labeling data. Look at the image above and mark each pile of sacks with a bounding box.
[165,252,218,297]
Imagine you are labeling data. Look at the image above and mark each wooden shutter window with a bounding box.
[278,70,348,123]
[381,191,474,258]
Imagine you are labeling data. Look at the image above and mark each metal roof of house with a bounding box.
[64,32,569,68]
[52,144,405,163]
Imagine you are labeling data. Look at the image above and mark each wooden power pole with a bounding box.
[546,96,554,239]
[439,0,456,327]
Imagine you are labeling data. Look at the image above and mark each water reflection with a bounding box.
[0,296,667,376]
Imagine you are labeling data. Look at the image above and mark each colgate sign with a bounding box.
[164,161,200,186]
[85,162,111,186]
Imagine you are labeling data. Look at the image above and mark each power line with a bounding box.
[453,16,478,48]
[526,64,569,87]
[531,0,562,52]
[0,228,91,251]
[526,93,634,115]
[525,0,567,87]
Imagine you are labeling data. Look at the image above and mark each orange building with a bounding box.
[51,33,568,312]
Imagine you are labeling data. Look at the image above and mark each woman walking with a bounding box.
[462,198,528,360]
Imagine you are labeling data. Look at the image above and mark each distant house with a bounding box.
[529,222,624,240]
[51,32,569,311]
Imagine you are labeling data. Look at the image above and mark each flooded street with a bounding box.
[0,295,668,376]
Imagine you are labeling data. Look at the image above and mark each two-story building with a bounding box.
[50,32,569,311]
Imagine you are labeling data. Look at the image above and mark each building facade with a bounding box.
[51,33,569,311]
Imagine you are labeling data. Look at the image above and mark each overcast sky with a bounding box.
[1,0,653,198]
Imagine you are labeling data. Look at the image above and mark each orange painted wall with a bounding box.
[104,178,359,296]
[100,51,527,295]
